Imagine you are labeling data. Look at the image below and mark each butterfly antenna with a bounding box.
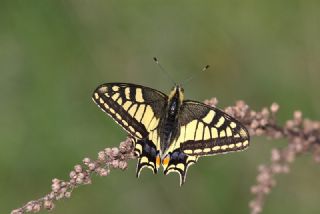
[153,57,176,85]
[182,64,210,86]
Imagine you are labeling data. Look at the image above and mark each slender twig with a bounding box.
[11,138,136,214]
[204,98,320,214]
[11,98,320,214]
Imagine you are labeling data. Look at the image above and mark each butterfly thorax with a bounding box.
[159,86,184,154]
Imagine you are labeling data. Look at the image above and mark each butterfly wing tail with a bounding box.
[134,139,160,177]
[162,150,198,186]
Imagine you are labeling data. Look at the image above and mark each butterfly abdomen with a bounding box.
[159,88,183,152]
[160,117,178,152]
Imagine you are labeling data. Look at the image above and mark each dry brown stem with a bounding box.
[11,138,135,214]
[11,98,320,214]
[205,99,320,214]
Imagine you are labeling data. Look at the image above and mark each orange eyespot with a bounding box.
[156,155,161,168]
[162,156,170,166]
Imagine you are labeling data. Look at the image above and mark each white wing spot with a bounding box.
[226,127,233,137]
[228,144,235,149]
[135,88,144,102]
[122,120,128,126]
[129,126,135,132]
[240,128,247,138]
[203,111,215,124]
[103,103,109,109]
[122,101,132,110]
[98,86,108,93]
[135,144,142,153]
[125,87,131,100]
[194,149,202,154]
[112,86,120,92]
[220,130,226,138]
[117,97,123,105]
[111,93,119,101]
[184,149,193,154]
[140,157,149,163]
[212,146,220,151]
[176,163,185,171]
[230,122,237,128]
[215,117,225,128]
[203,148,211,153]
[221,145,228,150]
[115,113,122,120]
[136,132,142,138]
[110,108,115,114]
[211,127,218,138]
[204,126,211,140]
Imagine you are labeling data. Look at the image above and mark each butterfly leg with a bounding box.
[162,149,198,186]
[134,138,160,178]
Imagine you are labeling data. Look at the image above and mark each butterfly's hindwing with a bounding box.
[162,149,198,185]
[172,100,250,156]
[92,83,167,139]
[134,138,159,177]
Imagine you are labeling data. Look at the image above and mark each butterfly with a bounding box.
[92,83,250,185]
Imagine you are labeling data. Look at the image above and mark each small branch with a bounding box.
[12,99,320,214]
[11,138,136,214]
[204,98,320,214]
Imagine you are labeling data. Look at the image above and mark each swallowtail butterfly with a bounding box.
[92,83,249,185]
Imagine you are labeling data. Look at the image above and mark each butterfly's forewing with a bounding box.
[92,83,167,139]
[175,100,250,156]
[92,83,167,174]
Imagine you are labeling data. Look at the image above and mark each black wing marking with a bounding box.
[176,100,250,156]
[92,83,167,139]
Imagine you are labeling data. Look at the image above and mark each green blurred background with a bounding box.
[1,1,320,213]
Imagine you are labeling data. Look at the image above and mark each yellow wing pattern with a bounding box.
[167,100,250,156]
[92,83,167,139]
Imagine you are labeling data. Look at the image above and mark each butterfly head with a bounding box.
[168,85,185,104]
